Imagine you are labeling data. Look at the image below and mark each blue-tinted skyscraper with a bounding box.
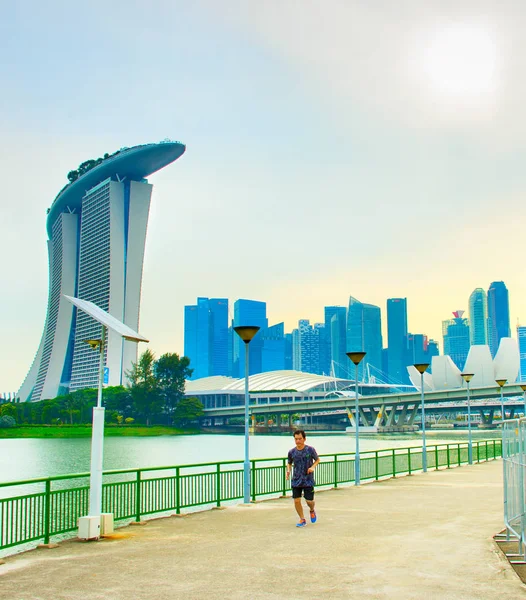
[347,296,383,381]
[261,322,286,372]
[517,326,526,381]
[387,298,408,384]
[233,299,268,376]
[487,281,510,357]
[325,306,347,377]
[184,297,229,379]
[442,311,470,370]
[468,288,488,346]
[297,320,322,374]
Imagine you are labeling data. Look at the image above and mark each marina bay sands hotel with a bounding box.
[17,141,186,402]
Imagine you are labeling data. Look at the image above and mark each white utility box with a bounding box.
[78,516,101,540]
[100,513,114,535]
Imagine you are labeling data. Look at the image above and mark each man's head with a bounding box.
[293,429,306,448]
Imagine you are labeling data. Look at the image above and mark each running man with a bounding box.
[286,429,320,527]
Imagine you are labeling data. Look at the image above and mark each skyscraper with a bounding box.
[297,320,322,374]
[468,288,488,346]
[442,311,470,371]
[17,141,186,401]
[261,322,286,372]
[184,297,229,379]
[325,306,347,377]
[387,298,408,384]
[487,281,511,357]
[233,299,268,376]
[347,296,383,381]
[517,326,526,381]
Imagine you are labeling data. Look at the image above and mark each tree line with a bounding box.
[0,351,204,428]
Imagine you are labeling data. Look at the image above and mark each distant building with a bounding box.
[517,326,526,381]
[347,296,383,381]
[296,320,322,374]
[233,299,268,377]
[261,322,286,372]
[387,298,409,384]
[325,306,347,377]
[487,281,510,357]
[184,297,229,380]
[407,334,439,368]
[468,288,488,346]
[17,141,186,401]
[442,311,470,371]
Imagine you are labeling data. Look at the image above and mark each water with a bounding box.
[1,429,500,483]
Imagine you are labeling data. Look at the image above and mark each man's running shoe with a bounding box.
[296,519,307,527]
[310,511,317,523]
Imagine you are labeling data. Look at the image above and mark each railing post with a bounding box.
[334,454,338,488]
[435,445,438,470]
[175,467,181,514]
[44,479,51,545]
[251,460,256,502]
[408,447,412,475]
[375,451,379,480]
[457,444,461,466]
[135,470,141,522]
[282,458,287,496]
[216,463,221,508]
[447,445,451,468]
[392,448,396,477]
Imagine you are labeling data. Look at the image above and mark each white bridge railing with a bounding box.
[502,418,526,561]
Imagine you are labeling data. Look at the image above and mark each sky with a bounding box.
[1,0,526,392]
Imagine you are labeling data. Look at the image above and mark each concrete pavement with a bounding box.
[1,460,524,600]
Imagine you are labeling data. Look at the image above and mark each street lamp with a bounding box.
[346,351,366,486]
[496,378,507,424]
[234,325,260,504]
[520,383,526,419]
[414,363,430,473]
[461,373,474,465]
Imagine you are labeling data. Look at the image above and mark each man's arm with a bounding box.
[307,458,320,474]
[286,451,292,480]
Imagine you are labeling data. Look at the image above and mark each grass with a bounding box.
[0,425,199,439]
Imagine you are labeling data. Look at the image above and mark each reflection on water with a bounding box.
[2,429,500,483]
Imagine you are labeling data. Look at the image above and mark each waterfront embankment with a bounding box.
[0,459,523,599]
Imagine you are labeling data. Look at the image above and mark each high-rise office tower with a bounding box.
[261,322,286,372]
[325,306,347,377]
[292,328,301,370]
[387,298,409,384]
[517,326,526,381]
[233,299,268,376]
[347,296,383,381]
[468,288,488,346]
[17,141,186,401]
[407,334,439,367]
[296,320,322,374]
[184,297,229,380]
[442,311,470,370]
[487,281,511,357]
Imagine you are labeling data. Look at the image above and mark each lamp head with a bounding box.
[233,326,260,344]
[84,339,102,350]
[414,363,430,375]
[461,373,474,383]
[495,378,507,388]
[346,351,366,366]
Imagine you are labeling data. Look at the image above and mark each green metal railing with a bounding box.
[0,439,501,553]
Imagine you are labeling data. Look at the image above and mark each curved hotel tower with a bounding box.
[17,141,186,402]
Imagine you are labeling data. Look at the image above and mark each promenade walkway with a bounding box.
[0,460,524,600]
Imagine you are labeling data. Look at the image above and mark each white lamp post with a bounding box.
[414,363,430,472]
[64,295,148,539]
[461,373,474,465]
[233,326,260,504]
[346,351,366,486]
[496,378,507,423]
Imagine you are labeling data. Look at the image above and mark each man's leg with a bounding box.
[305,488,316,522]
[294,497,305,520]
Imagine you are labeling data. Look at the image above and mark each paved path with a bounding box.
[1,460,525,600]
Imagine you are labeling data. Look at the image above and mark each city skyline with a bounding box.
[3,2,526,392]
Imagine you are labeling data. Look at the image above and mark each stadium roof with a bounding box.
[46,140,186,238]
[185,370,346,393]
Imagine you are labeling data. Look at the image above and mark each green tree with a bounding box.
[172,397,204,428]
[0,403,17,420]
[0,415,16,428]
[155,353,193,421]
[127,350,162,425]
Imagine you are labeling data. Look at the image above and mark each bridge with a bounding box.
[203,383,526,430]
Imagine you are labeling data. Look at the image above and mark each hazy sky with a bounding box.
[2,1,526,392]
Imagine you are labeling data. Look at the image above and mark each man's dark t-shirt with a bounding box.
[287,445,319,487]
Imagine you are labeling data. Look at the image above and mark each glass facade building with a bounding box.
[387,298,409,385]
[347,296,383,381]
[468,288,488,346]
[487,281,511,357]
[442,312,470,371]
[233,299,268,377]
[518,326,526,382]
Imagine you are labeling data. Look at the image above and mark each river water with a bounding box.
[1,429,500,483]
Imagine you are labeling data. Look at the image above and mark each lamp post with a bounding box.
[461,373,474,465]
[346,351,366,486]
[414,363,430,473]
[496,378,507,424]
[520,384,526,419]
[234,326,260,504]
